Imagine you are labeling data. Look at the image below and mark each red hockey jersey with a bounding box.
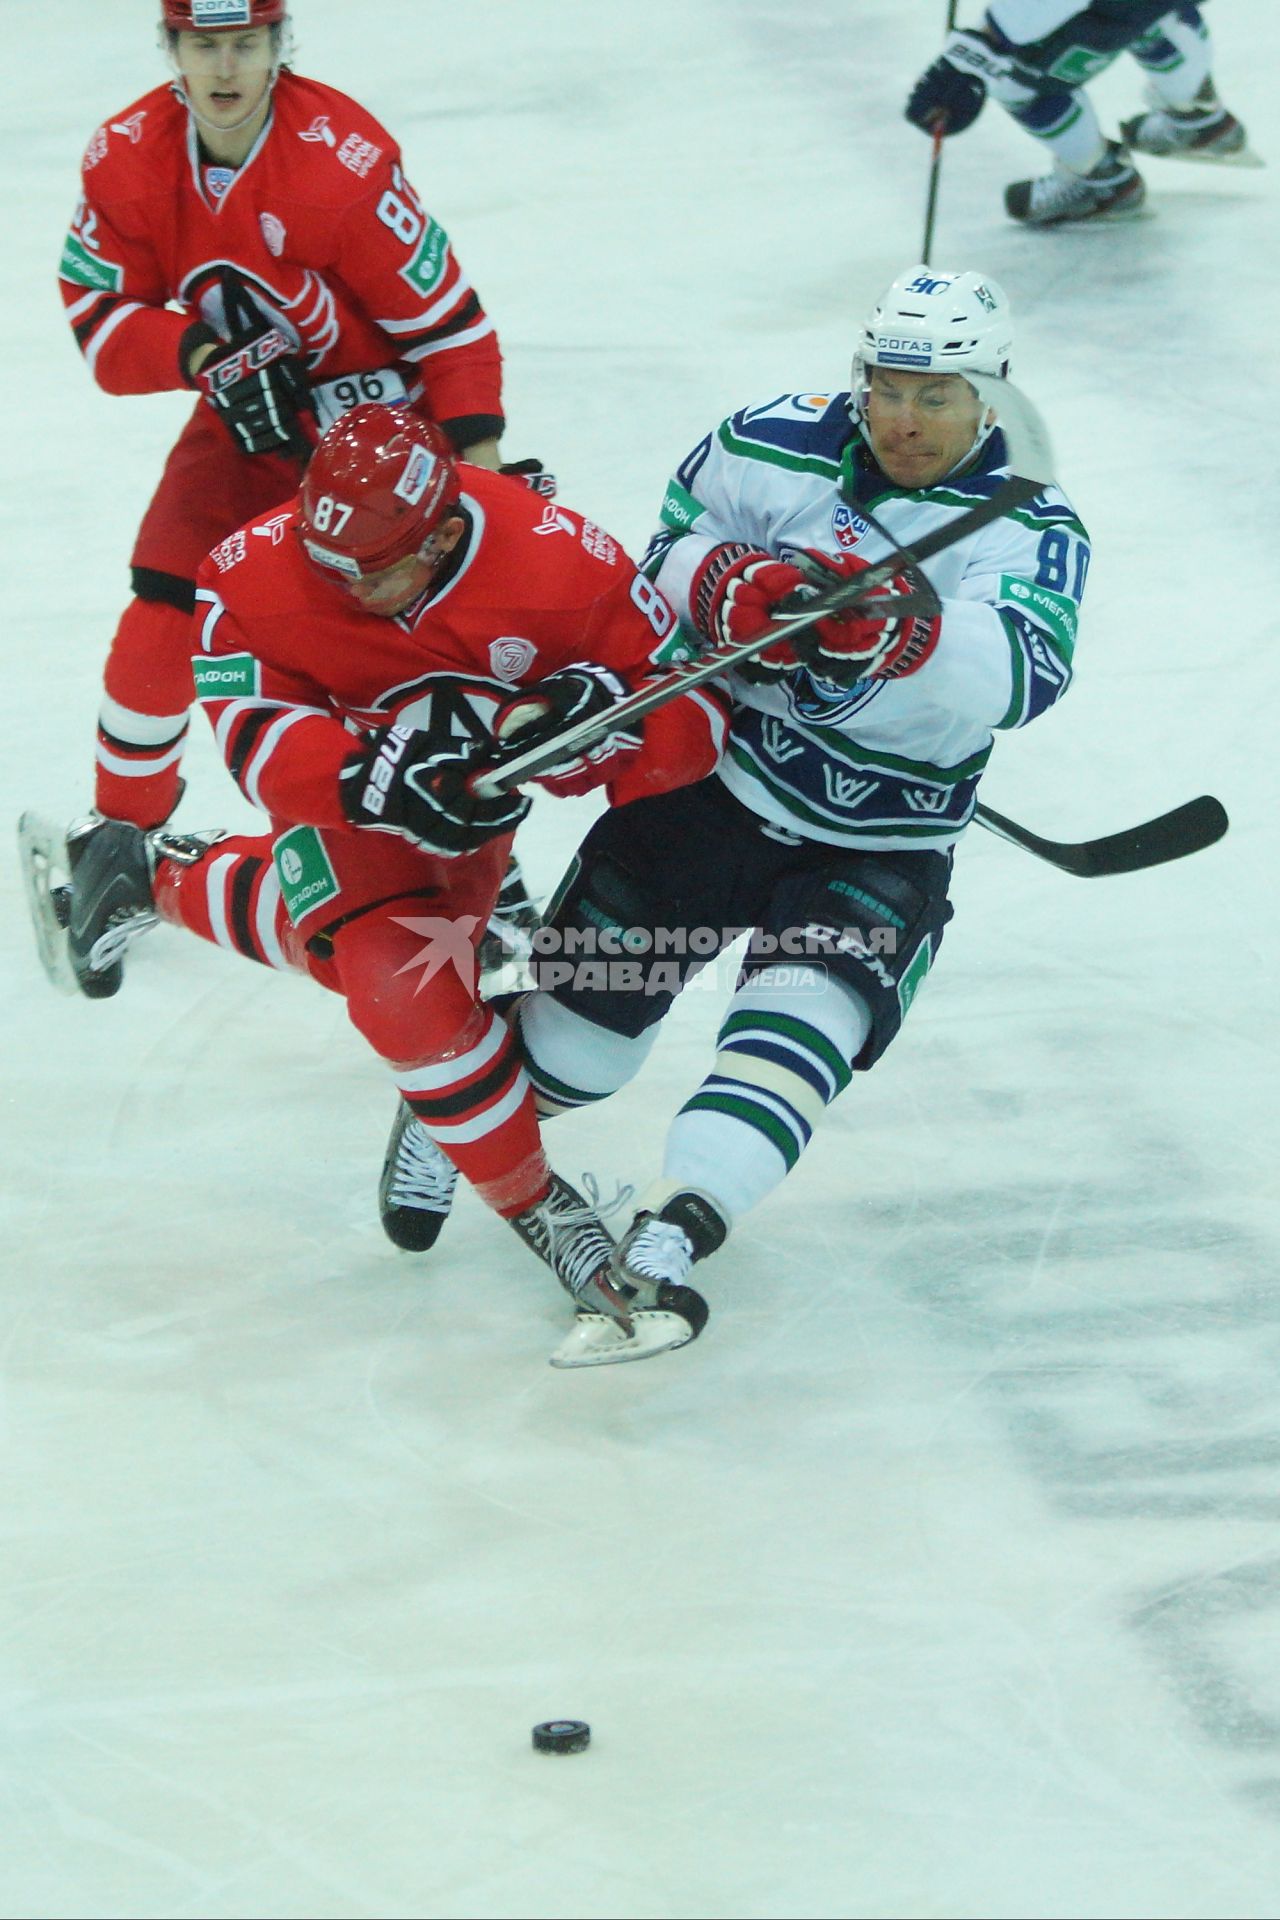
[192,467,729,825]
[59,71,502,439]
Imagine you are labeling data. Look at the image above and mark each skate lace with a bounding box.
[535,1179,622,1298]
[622,1219,694,1287]
[387,1116,458,1208]
[1035,163,1110,215]
[88,907,158,972]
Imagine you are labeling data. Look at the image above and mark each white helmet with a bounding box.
[851,266,1013,461]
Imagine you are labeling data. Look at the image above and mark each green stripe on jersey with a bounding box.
[717,420,843,482]
[659,479,706,533]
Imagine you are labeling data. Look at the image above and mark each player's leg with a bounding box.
[1122,6,1253,161]
[981,3,1162,223]
[513,779,771,1117]
[96,406,300,828]
[325,856,632,1321]
[611,848,954,1300]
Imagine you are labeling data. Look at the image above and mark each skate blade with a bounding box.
[16,812,77,995]
[549,1307,698,1369]
[1143,144,1265,169]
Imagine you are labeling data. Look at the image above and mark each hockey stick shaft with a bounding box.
[974,794,1228,875]
[920,1,959,264]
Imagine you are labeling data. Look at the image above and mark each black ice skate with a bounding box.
[509,1172,707,1368]
[1120,81,1261,167]
[1005,141,1146,226]
[610,1189,728,1309]
[18,812,217,999]
[378,1100,459,1251]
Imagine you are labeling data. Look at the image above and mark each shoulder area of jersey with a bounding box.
[198,502,314,601]
[719,390,854,465]
[79,83,185,186]
[273,72,402,197]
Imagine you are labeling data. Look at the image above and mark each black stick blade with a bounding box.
[974,796,1229,877]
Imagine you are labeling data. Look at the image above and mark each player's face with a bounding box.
[333,518,468,617]
[173,27,275,130]
[864,369,986,487]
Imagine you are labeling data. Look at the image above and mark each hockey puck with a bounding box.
[532,1720,590,1754]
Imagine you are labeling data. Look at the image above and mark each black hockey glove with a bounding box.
[491,664,643,794]
[498,458,558,499]
[183,317,315,460]
[339,723,529,857]
[906,31,1002,136]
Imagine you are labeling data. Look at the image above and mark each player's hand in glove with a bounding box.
[905,29,1006,136]
[183,317,315,460]
[690,542,910,683]
[339,723,529,856]
[492,664,643,797]
[498,458,558,499]
[688,543,812,680]
[785,551,943,687]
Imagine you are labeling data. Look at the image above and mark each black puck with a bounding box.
[532,1719,590,1754]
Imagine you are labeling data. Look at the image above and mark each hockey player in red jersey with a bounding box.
[48,407,728,1366]
[55,0,514,908]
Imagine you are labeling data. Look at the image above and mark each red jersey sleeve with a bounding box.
[330,150,503,447]
[527,559,729,806]
[192,567,356,826]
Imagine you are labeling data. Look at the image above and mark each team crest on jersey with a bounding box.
[489,637,537,681]
[110,112,147,144]
[300,115,337,147]
[831,503,870,551]
[260,212,286,256]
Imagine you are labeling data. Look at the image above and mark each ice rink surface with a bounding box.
[3,3,1279,1915]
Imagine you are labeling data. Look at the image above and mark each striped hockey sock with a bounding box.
[95,599,193,826]
[661,970,867,1223]
[152,832,303,973]
[398,1006,550,1218]
[1130,6,1212,107]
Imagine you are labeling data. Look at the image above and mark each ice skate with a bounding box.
[1121,81,1262,167]
[610,1189,728,1307]
[509,1172,704,1367]
[19,812,218,1000]
[1005,141,1147,226]
[378,1100,459,1251]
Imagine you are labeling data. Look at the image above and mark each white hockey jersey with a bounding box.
[645,390,1089,853]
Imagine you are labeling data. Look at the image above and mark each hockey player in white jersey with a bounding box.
[451,265,1087,1327]
[906,3,1257,228]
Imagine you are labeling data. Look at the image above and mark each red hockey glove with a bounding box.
[492,664,643,797]
[340,724,529,856]
[786,551,943,687]
[688,544,811,680]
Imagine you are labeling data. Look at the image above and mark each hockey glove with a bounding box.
[785,551,943,688]
[339,723,530,857]
[498,458,558,499]
[492,664,643,797]
[906,30,1007,136]
[688,544,812,680]
[184,318,316,460]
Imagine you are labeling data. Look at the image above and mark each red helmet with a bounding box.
[298,405,461,580]
[162,0,287,28]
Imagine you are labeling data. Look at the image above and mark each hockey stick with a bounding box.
[973,793,1228,876]
[474,374,1053,796]
[920,2,959,264]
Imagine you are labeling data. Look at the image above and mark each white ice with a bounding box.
[3,3,1279,1916]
